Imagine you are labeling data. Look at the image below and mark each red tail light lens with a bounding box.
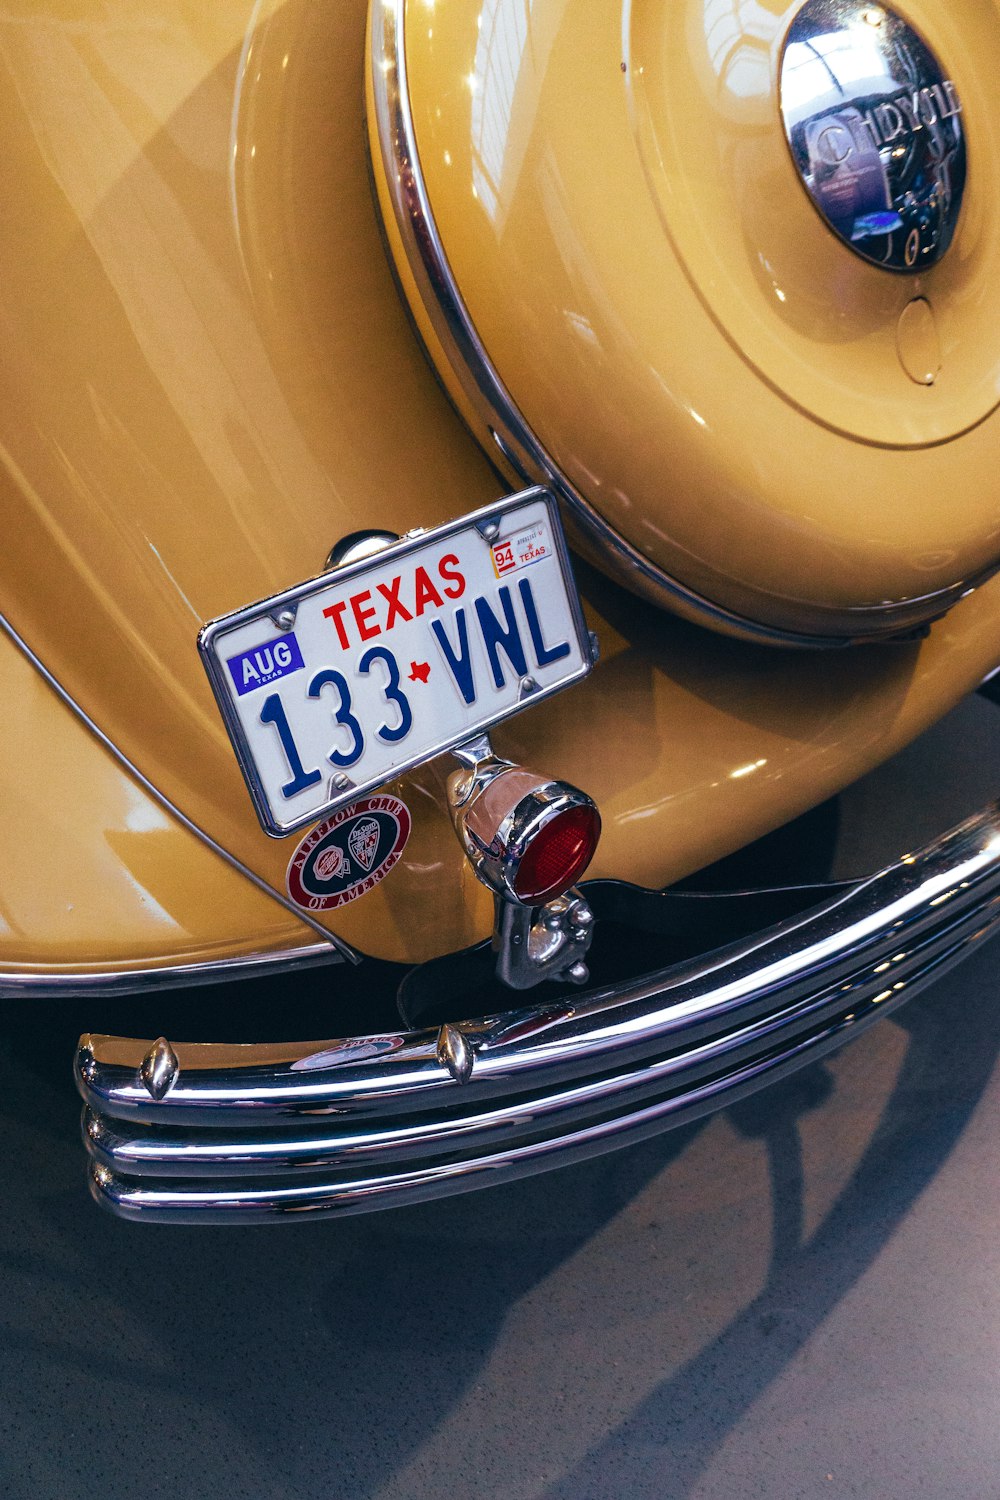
[512,804,602,905]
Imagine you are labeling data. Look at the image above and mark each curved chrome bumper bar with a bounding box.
[76,804,1000,1223]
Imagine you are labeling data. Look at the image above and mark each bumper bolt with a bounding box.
[139,1036,180,1101]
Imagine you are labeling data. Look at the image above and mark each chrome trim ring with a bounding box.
[368,0,981,649]
[78,800,1000,1222]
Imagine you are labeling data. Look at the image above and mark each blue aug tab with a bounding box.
[227,632,305,696]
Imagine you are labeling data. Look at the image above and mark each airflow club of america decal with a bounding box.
[286,795,411,911]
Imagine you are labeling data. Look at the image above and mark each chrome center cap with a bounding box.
[780,3,966,272]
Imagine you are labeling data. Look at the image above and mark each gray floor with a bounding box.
[3,699,1000,1499]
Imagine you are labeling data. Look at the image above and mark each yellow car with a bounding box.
[4,0,1000,1221]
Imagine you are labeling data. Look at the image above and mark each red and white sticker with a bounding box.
[286,795,411,912]
[490,520,551,578]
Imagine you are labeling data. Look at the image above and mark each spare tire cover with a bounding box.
[368,0,1000,643]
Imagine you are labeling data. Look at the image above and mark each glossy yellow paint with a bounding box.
[394,0,1000,637]
[2,0,1000,980]
[0,628,316,973]
[0,0,498,966]
[499,561,1000,890]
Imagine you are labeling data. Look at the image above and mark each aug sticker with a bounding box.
[286,795,411,911]
[226,632,304,696]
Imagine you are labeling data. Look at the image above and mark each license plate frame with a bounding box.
[198,488,595,837]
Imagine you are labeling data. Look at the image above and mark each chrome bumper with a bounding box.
[76,804,1000,1223]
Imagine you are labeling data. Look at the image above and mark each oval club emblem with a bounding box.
[286,795,411,912]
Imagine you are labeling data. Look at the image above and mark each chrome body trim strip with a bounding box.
[0,941,344,1000]
[368,0,971,649]
[77,801,1000,1222]
[0,611,360,962]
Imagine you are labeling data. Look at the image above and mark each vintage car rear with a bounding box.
[3,0,1000,1221]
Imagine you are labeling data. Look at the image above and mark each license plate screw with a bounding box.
[519,675,538,698]
[476,517,501,542]
[331,772,355,793]
[271,607,296,631]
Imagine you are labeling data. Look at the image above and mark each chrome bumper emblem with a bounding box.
[780,3,966,272]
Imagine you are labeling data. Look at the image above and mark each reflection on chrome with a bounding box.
[780,1,966,271]
[77,803,1000,1222]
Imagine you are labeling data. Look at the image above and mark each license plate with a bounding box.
[198,489,595,836]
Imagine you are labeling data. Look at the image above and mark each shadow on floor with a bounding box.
[0,935,997,1499]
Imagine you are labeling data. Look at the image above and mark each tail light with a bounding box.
[448,754,601,907]
[509,799,601,904]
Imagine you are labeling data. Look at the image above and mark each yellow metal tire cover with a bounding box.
[372,0,1000,641]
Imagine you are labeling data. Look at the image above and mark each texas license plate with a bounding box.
[199,489,594,836]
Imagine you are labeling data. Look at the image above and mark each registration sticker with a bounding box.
[286,795,411,911]
[490,520,551,578]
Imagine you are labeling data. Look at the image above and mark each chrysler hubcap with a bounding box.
[781,2,966,272]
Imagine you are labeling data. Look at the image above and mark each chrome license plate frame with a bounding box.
[198,488,594,837]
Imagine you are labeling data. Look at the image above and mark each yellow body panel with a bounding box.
[2,0,1000,977]
[0,627,314,974]
[395,0,1000,636]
